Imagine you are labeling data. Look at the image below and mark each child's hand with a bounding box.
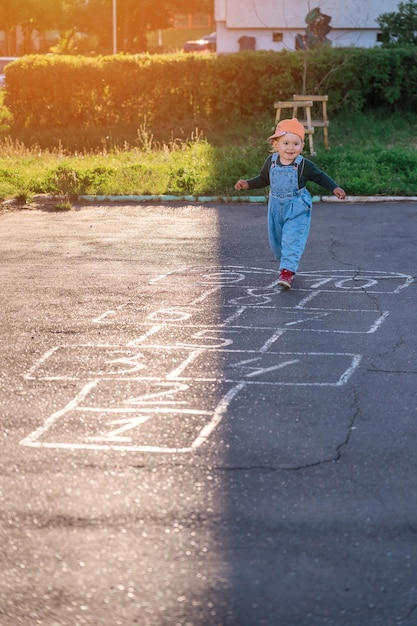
[333,187,346,200]
[234,179,249,191]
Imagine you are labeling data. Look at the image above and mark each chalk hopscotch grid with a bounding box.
[23,344,362,386]
[20,267,413,453]
[89,292,390,334]
[151,266,414,294]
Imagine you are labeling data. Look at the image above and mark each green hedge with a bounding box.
[5,47,417,129]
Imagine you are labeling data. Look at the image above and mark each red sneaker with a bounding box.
[277,269,294,289]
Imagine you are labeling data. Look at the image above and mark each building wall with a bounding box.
[215,0,399,52]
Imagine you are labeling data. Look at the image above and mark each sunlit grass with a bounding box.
[0,110,417,201]
[0,135,221,199]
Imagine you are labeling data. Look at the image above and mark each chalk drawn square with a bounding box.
[24,344,197,381]
[297,270,413,294]
[172,349,361,386]
[294,290,380,311]
[126,324,285,353]
[223,307,388,334]
[20,379,244,453]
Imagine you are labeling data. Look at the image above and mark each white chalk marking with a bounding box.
[259,329,286,352]
[149,266,189,285]
[367,311,390,333]
[24,346,61,380]
[20,385,240,453]
[295,291,322,308]
[199,271,246,284]
[127,325,164,347]
[393,275,414,293]
[190,286,222,305]
[92,303,131,324]
[123,381,189,405]
[284,312,330,326]
[20,441,196,453]
[335,278,378,290]
[81,407,211,415]
[308,278,334,289]
[176,328,238,349]
[92,310,118,324]
[93,414,153,439]
[147,309,192,322]
[298,270,414,294]
[191,382,246,449]
[223,306,246,325]
[230,356,300,379]
[20,265,413,453]
[105,353,147,374]
[228,290,276,306]
[166,349,204,380]
[19,380,99,446]
[336,354,362,385]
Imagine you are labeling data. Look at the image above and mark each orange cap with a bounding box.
[267,117,305,142]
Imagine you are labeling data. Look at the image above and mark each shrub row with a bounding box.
[5,47,417,130]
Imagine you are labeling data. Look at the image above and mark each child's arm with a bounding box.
[234,155,272,191]
[302,159,346,200]
[333,187,346,200]
[235,179,249,191]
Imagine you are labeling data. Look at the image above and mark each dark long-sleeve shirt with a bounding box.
[247,155,339,193]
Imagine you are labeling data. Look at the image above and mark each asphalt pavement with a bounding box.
[1,199,417,626]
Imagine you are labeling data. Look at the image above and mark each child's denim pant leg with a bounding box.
[279,193,312,273]
[268,191,312,274]
[267,197,284,261]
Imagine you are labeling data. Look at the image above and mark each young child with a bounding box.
[234,117,346,289]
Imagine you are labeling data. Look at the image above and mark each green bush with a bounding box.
[5,47,417,134]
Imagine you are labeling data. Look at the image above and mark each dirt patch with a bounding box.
[0,194,74,216]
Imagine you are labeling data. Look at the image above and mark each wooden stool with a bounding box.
[274,99,316,155]
[293,94,329,150]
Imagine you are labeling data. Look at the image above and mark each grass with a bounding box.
[0,106,417,202]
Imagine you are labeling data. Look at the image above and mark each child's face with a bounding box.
[272,132,304,164]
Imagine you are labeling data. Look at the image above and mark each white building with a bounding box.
[214,0,400,53]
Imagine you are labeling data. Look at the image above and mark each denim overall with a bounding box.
[268,153,312,274]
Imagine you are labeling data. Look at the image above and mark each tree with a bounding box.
[0,0,25,54]
[55,0,215,54]
[0,0,215,56]
[117,0,214,53]
[0,0,63,54]
[19,0,62,54]
[51,0,110,54]
[377,0,417,47]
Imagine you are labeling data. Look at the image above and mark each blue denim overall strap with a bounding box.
[267,154,312,274]
[269,153,303,197]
